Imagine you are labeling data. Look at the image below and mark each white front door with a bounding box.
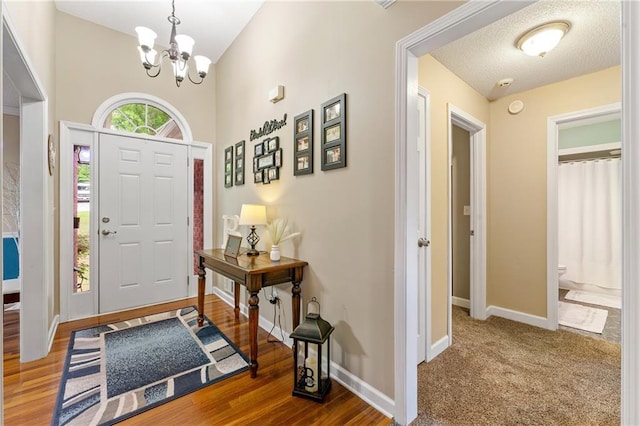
[99,133,188,312]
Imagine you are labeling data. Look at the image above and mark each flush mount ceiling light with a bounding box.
[135,0,211,87]
[516,21,570,57]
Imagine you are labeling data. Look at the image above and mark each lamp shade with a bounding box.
[239,204,267,226]
[135,26,157,50]
[194,55,212,77]
[175,34,195,59]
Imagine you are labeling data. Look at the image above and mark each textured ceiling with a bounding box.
[431,0,621,101]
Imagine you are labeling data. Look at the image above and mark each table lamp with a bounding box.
[239,204,267,256]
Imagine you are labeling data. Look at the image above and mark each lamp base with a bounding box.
[246,248,260,256]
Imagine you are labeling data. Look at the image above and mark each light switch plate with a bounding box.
[463,206,471,216]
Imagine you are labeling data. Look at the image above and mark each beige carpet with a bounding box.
[413,306,620,425]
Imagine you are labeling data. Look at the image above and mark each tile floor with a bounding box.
[559,289,621,343]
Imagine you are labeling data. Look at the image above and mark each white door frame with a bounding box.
[394,1,640,424]
[448,105,487,322]
[417,87,431,363]
[59,121,213,321]
[546,102,621,330]
[2,11,53,362]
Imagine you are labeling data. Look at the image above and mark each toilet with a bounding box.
[558,265,567,279]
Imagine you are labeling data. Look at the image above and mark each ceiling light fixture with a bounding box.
[135,0,211,87]
[516,21,570,58]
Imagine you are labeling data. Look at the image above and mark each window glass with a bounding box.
[103,103,183,139]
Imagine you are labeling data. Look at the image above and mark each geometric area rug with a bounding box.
[52,306,249,426]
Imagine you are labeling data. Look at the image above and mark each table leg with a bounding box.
[292,266,304,329]
[234,282,240,320]
[197,256,206,327]
[248,291,259,378]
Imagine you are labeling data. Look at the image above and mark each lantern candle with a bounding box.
[305,352,318,392]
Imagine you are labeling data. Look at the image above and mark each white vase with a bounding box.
[270,244,281,261]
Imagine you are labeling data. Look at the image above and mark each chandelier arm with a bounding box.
[187,72,205,85]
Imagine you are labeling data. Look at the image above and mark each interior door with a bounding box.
[417,88,431,364]
[99,133,188,312]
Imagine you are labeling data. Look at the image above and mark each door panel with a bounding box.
[99,133,188,313]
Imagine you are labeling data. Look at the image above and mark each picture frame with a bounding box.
[254,170,264,183]
[258,153,275,169]
[297,154,311,172]
[224,146,234,188]
[293,110,313,176]
[274,148,282,168]
[268,136,279,153]
[224,234,242,258]
[267,167,279,181]
[321,94,346,171]
[254,143,263,157]
[234,140,245,186]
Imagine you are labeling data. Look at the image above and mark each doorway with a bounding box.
[448,105,486,322]
[60,122,212,321]
[394,2,640,425]
[2,14,52,363]
[547,103,626,330]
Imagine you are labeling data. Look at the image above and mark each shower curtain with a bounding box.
[558,158,621,289]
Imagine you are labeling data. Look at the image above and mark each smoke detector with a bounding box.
[497,78,514,88]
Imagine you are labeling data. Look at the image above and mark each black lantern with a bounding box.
[290,297,334,402]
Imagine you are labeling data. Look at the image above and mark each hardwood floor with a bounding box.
[3,295,390,425]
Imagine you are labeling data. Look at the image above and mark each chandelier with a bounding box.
[135,0,211,87]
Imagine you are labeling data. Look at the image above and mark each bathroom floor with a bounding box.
[559,289,621,344]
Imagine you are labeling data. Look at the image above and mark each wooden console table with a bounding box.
[196,248,308,378]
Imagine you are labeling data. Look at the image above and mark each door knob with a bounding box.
[101,229,117,236]
[418,237,430,248]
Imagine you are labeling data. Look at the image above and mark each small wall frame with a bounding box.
[253,137,282,184]
[224,146,234,188]
[294,110,313,176]
[235,140,245,186]
[321,93,346,171]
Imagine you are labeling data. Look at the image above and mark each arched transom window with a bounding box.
[92,93,192,141]
[104,103,182,139]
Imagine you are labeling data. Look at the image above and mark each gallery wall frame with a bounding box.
[224,146,234,188]
[235,140,245,186]
[321,93,346,171]
[253,136,282,184]
[293,110,314,176]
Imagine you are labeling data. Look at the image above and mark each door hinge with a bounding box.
[187,216,190,226]
[187,275,190,286]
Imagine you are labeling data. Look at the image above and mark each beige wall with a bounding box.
[420,55,621,323]
[2,114,20,233]
[54,12,216,143]
[418,55,490,340]
[487,66,621,316]
[215,1,460,397]
[452,125,470,301]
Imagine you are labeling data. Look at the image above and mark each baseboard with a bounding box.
[212,287,293,347]
[48,314,59,353]
[452,296,470,309]
[330,362,394,419]
[486,305,548,329]
[427,335,449,362]
[212,287,391,418]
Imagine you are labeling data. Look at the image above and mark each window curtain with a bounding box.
[558,158,621,289]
